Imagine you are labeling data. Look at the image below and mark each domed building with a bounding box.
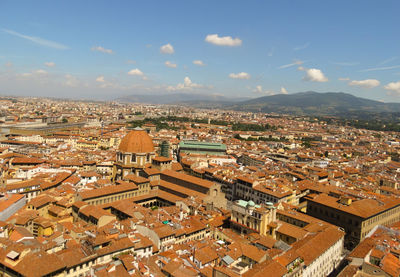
[112,128,156,180]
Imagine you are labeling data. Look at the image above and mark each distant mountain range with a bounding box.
[116,91,400,118]
[116,93,248,105]
[229,91,400,116]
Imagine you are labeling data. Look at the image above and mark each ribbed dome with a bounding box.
[118,128,155,153]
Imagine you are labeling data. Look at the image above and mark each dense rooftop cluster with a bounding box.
[0,96,400,276]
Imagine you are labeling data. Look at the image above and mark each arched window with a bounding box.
[213,189,218,197]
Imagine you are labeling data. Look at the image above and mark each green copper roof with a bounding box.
[236,199,260,208]
[179,141,227,150]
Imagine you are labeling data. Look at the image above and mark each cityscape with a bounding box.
[1,1,400,277]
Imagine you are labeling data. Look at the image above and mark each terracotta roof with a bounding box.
[337,265,360,277]
[294,226,345,265]
[125,174,149,184]
[158,179,206,198]
[348,237,375,258]
[152,225,175,239]
[195,245,219,265]
[118,129,155,153]
[28,194,53,209]
[12,157,45,165]
[13,251,66,277]
[6,178,41,191]
[143,168,160,176]
[171,162,183,171]
[161,169,214,189]
[153,156,172,162]
[79,183,138,200]
[0,194,25,213]
[276,222,308,240]
[308,193,400,218]
[244,260,287,277]
[380,252,400,277]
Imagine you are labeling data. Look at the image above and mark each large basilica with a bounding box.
[105,127,227,210]
[112,127,156,180]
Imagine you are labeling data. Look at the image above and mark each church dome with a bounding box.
[118,128,155,153]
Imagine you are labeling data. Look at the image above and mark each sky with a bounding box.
[0,0,400,101]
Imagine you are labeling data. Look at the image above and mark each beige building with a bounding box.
[306,193,400,248]
[235,176,295,205]
[230,199,276,236]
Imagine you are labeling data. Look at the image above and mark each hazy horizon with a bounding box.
[1,0,400,102]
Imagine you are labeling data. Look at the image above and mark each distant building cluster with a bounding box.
[0,96,399,276]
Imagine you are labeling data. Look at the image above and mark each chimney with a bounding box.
[339,196,352,205]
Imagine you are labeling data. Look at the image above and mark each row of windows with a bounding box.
[236,185,278,202]
[278,214,307,228]
[88,191,139,205]
[309,204,360,227]
[118,153,153,164]
[364,206,400,227]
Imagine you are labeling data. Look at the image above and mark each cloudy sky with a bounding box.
[0,0,400,101]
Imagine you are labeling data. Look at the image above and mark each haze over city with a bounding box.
[2,2,400,277]
[1,0,400,101]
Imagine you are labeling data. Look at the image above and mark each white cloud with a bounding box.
[165,61,177,68]
[3,29,69,50]
[183,77,202,88]
[64,74,79,87]
[160,43,174,54]
[193,60,205,66]
[348,79,380,88]
[127,68,144,76]
[205,34,242,47]
[5,62,12,67]
[96,75,105,83]
[279,60,303,69]
[96,76,113,88]
[360,65,400,72]
[229,72,251,80]
[167,77,205,91]
[379,56,398,66]
[253,85,277,95]
[384,81,400,94]
[34,69,48,75]
[254,85,263,94]
[126,60,136,64]
[18,69,48,78]
[128,68,147,80]
[253,86,288,95]
[44,62,55,67]
[340,77,380,88]
[91,46,113,54]
[294,42,310,51]
[298,67,328,82]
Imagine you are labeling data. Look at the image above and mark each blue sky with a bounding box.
[1,0,400,101]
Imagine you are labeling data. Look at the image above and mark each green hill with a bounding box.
[231,91,400,116]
